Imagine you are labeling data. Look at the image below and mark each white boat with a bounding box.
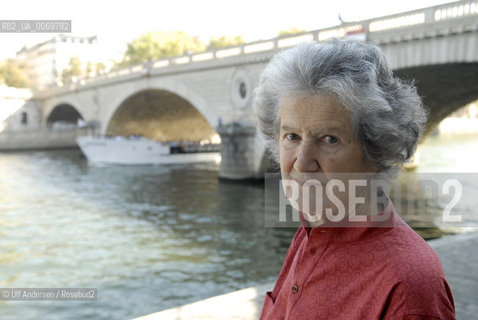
[76,136,221,165]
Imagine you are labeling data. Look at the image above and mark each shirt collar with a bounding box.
[299,199,404,242]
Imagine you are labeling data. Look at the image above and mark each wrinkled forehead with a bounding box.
[279,93,353,130]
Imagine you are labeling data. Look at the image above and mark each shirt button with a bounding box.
[309,247,316,255]
[291,284,299,293]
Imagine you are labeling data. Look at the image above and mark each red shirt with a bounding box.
[260,201,456,320]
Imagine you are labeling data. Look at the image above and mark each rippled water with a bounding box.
[0,134,477,319]
[0,151,295,319]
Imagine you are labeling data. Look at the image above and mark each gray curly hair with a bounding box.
[253,39,427,178]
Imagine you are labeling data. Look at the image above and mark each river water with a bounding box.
[1,134,477,319]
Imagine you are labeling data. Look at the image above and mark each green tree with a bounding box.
[95,62,107,75]
[121,31,206,66]
[61,56,82,85]
[0,59,30,88]
[207,35,244,50]
[86,61,94,76]
[279,27,306,37]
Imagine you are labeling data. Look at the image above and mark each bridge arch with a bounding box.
[46,103,84,126]
[105,88,217,142]
[102,79,217,134]
[394,62,478,135]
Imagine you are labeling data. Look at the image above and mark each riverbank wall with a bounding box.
[0,128,86,151]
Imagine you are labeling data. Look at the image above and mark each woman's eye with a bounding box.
[286,133,300,141]
[324,135,338,144]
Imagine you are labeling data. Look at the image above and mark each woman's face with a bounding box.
[279,93,376,177]
[279,94,377,222]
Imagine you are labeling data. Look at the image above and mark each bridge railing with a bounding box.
[77,0,477,88]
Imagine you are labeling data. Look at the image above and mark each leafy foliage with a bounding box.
[95,62,107,74]
[279,27,306,36]
[121,31,206,66]
[207,35,244,50]
[0,59,30,88]
[61,57,82,85]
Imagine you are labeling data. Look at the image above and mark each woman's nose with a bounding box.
[294,142,319,172]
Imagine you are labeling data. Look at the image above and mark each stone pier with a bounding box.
[216,122,266,180]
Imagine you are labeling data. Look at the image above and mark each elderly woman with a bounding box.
[254,39,455,320]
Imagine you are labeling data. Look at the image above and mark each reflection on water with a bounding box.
[416,134,478,173]
[397,134,478,238]
[391,172,478,239]
[0,151,295,319]
[0,134,477,319]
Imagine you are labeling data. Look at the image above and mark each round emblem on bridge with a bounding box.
[230,68,251,109]
[239,82,247,99]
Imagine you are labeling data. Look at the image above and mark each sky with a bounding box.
[0,0,454,60]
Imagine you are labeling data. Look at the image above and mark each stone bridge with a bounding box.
[31,0,478,179]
